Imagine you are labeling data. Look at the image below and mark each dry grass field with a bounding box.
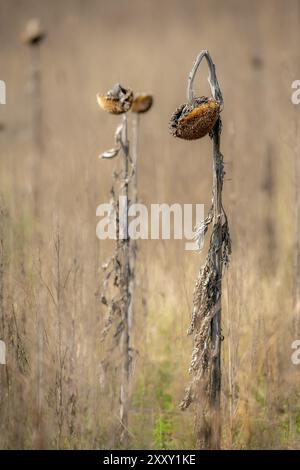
[0,0,300,449]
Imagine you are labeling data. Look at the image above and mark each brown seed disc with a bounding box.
[170,97,220,140]
[131,94,153,113]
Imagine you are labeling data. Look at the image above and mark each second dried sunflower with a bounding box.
[131,93,153,114]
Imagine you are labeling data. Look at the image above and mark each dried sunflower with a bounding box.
[131,93,153,113]
[170,96,220,140]
[97,83,133,115]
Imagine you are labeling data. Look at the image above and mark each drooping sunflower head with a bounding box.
[170,97,220,140]
[131,93,153,113]
[97,83,133,115]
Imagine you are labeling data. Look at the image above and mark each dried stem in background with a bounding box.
[132,113,139,207]
[22,19,46,216]
[22,21,46,442]
[127,112,139,377]
[98,95,134,444]
[262,144,276,272]
[119,114,131,443]
[128,94,152,378]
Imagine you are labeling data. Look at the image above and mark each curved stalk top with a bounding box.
[187,50,223,108]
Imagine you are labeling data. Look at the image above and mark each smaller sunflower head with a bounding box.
[169,97,220,140]
[97,84,133,115]
[131,93,153,114]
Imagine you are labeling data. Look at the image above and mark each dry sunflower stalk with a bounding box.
[96,83,153,444]
[170,50,231,449]
[97,83,134,443]
[129,91,153,366]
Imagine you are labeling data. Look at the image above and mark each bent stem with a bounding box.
[187,50,223,107]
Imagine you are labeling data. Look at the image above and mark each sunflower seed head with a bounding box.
[170,97,220,140]
[97,84,133,114]
[131,93,153,113]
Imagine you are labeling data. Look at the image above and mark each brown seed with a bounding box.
[131,93,153,113]
[22,18,46,46]
[97,84,133,115]
[170,97,220,140]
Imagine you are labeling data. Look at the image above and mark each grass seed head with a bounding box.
[97,83,133,114]
[169,97,220,140]
[131,93,153,113]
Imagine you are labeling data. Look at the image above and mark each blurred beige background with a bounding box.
[0,0,300,450]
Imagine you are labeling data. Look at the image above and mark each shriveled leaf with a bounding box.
[99,147,120,159]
